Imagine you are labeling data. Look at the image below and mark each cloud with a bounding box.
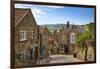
[31,8,46,15]
[42,5,65,9]
[15,4,64,18]
[15,4,35,9]
[31,8,47,18]
[31,8,46,18]
[33,14,41,18]
[15,4,46,18]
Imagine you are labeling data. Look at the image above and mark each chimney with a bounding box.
[66,21,70,29]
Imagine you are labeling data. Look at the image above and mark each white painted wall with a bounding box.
[0,0,100,69]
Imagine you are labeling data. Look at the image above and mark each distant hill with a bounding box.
[39,23,94,33]
[40,24,66,33]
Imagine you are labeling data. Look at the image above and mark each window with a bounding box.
[61,45,64,50]
[70,33,77,44]
[20,31,27,41]
[17,51,25,62]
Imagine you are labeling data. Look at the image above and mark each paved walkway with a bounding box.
[48,55,84,63]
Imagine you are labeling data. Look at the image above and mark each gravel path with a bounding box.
[49,55,84,63]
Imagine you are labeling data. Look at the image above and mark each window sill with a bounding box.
[20,39,27,41]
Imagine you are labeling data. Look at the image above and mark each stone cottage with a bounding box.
[57,21,80,55]
[15,8,40,67]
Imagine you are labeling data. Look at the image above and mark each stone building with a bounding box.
[39,26,50,64]
[50,30,59,54]
[15,8,40,67]
[68,23,80,55]
[57,27,69,54]
[57,21,80,55]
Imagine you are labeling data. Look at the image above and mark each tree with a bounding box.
[77,22,94,61]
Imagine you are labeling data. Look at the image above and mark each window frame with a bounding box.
[20,31,27,41]
[17,51,25,62]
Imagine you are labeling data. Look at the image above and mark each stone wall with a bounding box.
[76,45,95,61]
[15,11,39,67]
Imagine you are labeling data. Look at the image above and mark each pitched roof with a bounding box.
[15,8,31,26]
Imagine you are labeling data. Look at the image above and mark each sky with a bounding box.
[15,3,95,25]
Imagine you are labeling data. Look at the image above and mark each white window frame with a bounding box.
[20,31,27,41]
[70,33,76,44]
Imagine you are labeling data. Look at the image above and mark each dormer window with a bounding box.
[20,31,27,41]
